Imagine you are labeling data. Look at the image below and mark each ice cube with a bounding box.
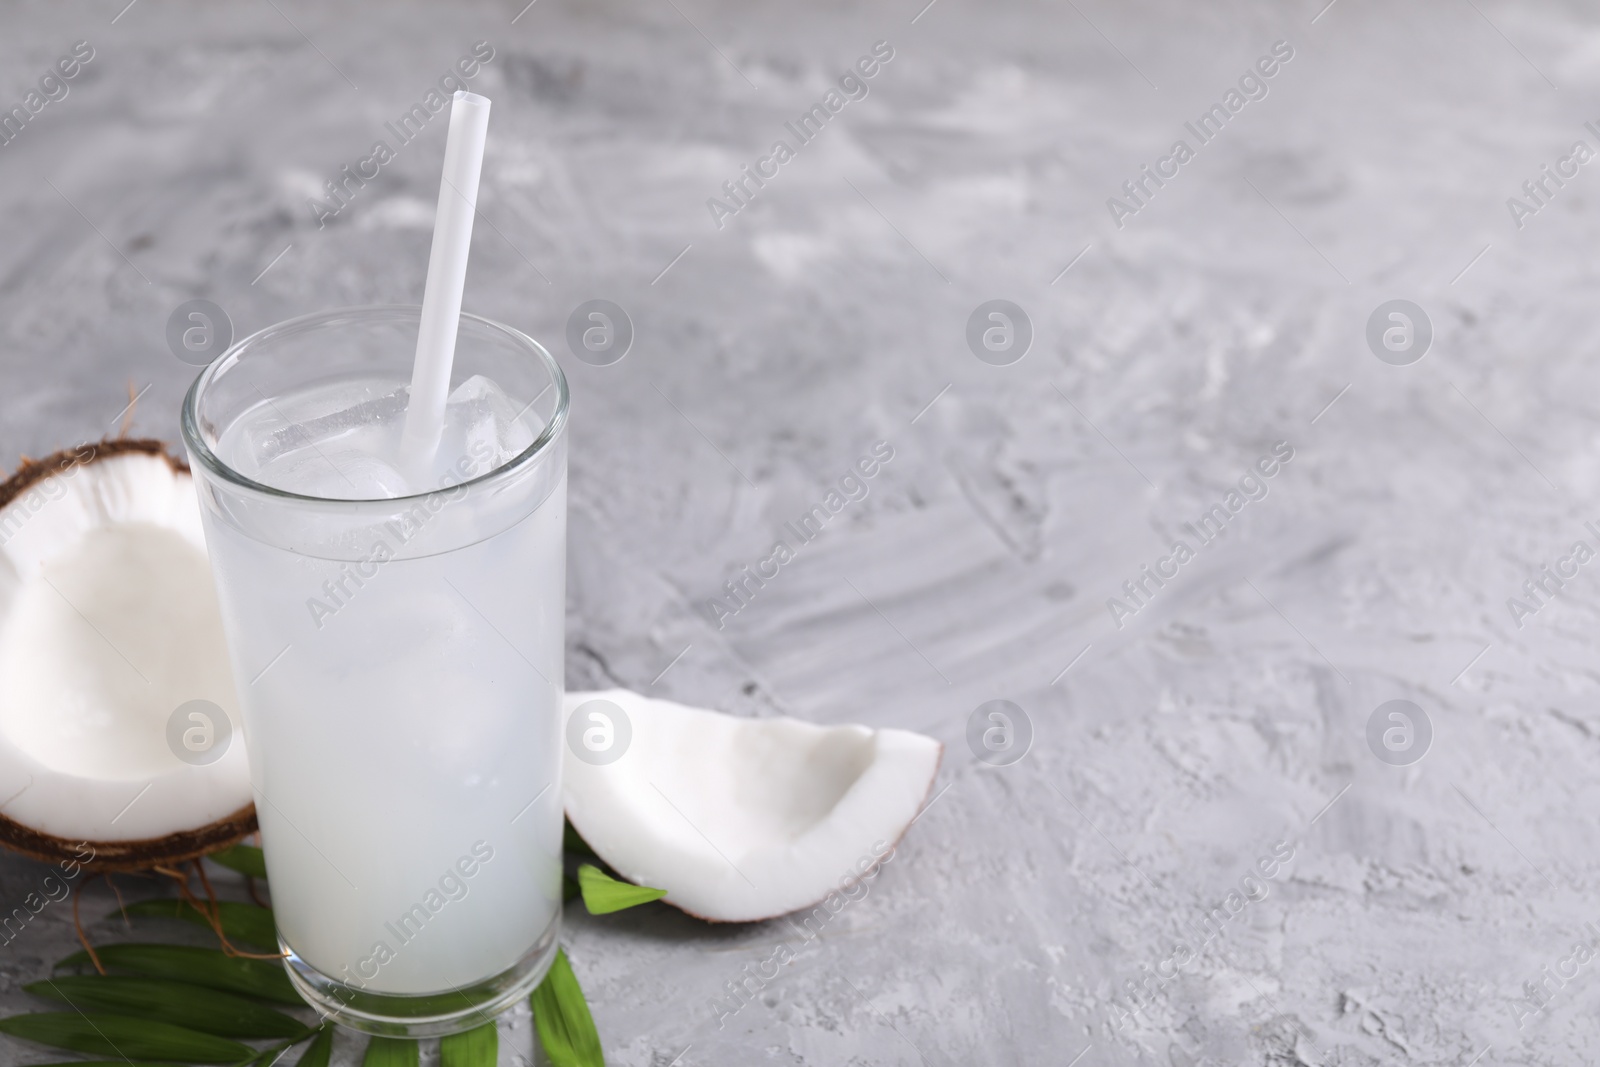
[442,375,536,477]
[223,380,418,499]
[257,388,410,463]
[256,444,412,500]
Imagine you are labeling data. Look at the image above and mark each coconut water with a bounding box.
[203,373,563,995]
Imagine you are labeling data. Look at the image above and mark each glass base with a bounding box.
[281,918,560,1038]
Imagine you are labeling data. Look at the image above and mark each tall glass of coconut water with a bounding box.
[181,305,567,1035]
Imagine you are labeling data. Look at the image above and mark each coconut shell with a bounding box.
[0,439,258,872]
[0,438,186,509]
[0,803,257,873]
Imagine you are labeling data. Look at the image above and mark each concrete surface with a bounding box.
[1,0,1598,1063]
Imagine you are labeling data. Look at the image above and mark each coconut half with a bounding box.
[0,440,254,870]
[562,689,941,922]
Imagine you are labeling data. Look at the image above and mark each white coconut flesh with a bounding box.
[562,689,942,922]
[0,451,250,843]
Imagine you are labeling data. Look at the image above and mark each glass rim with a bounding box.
[180,304,569,507]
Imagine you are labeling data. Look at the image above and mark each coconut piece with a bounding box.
[0,440,254,871]
[562,689,941,922]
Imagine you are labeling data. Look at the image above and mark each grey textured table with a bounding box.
[1,0,1596,1063]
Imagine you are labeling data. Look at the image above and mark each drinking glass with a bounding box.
[181,306,567,1036]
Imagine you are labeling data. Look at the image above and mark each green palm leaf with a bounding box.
[0,1012,251,1063]
[576,865,666,915]
[26,976,307,1038]
[363,1036,419,1067]
[531,950,603,1067]
[54,944,301,1005]
[208,844,268,879]
[121,899,278,951]
[440,1022,496,1067]
[295,1025,334,1067]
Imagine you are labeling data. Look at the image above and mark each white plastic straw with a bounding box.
[400,90,492,475]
